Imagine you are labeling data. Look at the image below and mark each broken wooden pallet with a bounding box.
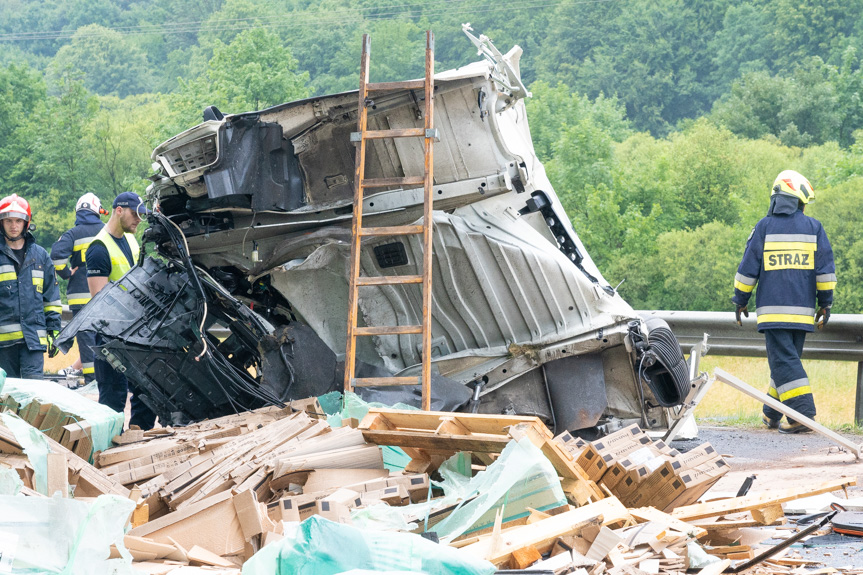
[358,408,605,505]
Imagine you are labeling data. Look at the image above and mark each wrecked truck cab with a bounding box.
[58,31,693,435]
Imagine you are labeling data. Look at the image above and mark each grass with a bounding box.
[44,341,79,373]
[696,355,862,432]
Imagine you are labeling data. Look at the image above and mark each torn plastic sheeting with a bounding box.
[0,376,124,460]
[2,412,49,495]
[0,467,22,496]
[241,515,495,575]
[356,438,567,543]
[0,493,134,574]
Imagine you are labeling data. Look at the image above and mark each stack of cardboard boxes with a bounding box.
[559,424,728,512]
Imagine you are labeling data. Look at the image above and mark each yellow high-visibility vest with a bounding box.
[91,228,139,281]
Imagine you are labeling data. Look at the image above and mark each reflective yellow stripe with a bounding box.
[757,313,815,325]
[32,278,43,291]
[816,281,837,291]
[83,366,95,375]
[44,305,62,314]
[778,385,812,401]
[0,331,24,342]
[55,264,67,270]
[39,337,47,345]
[764,242,816,251]
[0,272,16,282]
[68,297,91,305]
[767,387,779,399]
[734,280,755,293]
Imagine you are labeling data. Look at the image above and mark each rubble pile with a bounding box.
[0,382,860,575]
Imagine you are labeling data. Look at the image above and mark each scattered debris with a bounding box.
[1,377,861,574]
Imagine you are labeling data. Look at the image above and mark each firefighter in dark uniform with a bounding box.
[86,192,156,430]
[732,170,836,434]
[0,194,62,379]
[50,193,106,384]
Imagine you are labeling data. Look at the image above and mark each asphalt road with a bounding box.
[672,425,863,568]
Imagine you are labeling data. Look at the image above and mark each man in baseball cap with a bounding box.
[86,191,156,429]
[112,191,152,218]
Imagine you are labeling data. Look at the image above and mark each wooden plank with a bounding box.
[672,478,856,522]
[366,79,426,92]
[460,497,631,567]
[353,377,420,388]
[355,276,423,287]
[715,368,863,458]
[629,506,708,539]
[362,408,544,434]
[364,128,426,139]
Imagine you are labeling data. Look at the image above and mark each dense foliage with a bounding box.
[1,0,862,312]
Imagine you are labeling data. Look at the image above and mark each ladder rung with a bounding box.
[352,376,420,387]
[365,128,426,139]
[366,80,426,92]
[356,275,423,286]
[362,176,425,188]
[360,225,424,237]
[354,325,423,336]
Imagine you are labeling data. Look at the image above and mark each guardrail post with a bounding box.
[856,362,863,427]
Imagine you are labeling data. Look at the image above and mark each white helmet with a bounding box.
[76,193,104,215]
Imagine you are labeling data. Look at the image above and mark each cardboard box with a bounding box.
[315,500,352,524]
[322,488,363,509]
[361,484,409,506]
[660,458,730,511]
[554,431,588,457]
[590,424,650,453]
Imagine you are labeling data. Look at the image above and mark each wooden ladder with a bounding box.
[344,31,436,410]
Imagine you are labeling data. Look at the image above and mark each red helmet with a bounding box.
[0,194,31,223]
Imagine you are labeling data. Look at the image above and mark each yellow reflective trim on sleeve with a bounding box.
[39,337,47,345]
[816,281,837,291]
[83,366,95,375]
[767,387,779,399]
[55,264,67,271]
[757,313,815,325]
[764,242,816,251]
[734,280,755,293]
[67,297,91,305]
[778,385,813,402]
[0,330,24,342]
[44,305,62,314]
[0,272,16,282]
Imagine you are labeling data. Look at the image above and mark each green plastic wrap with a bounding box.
[0,493,134,574]
[0,468,22,496]
[2,412,49,495]
[241,516,495,575]
[0,376,124,460]
[359,438,566,543]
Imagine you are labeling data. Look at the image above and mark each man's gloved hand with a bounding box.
[735,305,749,326]
[46,330,60,358]
[816,306,832,330]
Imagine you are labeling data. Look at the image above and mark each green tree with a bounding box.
[170,28,310,130]
[525,81,630,162]
[649,222,750,310]
[47,24,153,98]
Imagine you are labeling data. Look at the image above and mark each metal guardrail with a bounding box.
[639,310,863,425]
[638,310,863,362]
